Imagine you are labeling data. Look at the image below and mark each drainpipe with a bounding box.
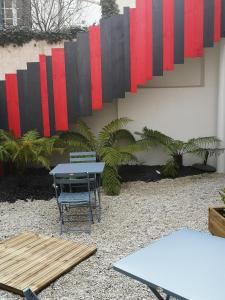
[217,39,225,173]
[0,0,3,28]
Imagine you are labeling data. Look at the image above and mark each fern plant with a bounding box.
[136,127,222,178]
[60,118,141,195]
[188,137,224,165]
[219,188,225,206]
[0,130,61,173]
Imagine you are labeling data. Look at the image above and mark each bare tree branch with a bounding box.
[31,0,90,32]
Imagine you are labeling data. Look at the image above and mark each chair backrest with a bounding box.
[69,152,96,163]
[53,173,91,194]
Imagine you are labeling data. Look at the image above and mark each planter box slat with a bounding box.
[208,207,225,238]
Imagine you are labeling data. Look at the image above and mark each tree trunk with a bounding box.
[173,154,183,168]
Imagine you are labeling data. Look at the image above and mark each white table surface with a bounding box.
[114,229,225,300]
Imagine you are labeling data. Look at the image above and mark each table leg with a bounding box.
[149,287,166,300]
[149,287,172,300]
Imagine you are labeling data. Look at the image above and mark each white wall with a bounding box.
[0,40,64,80]
[0,37,221,167]
[118,46,220,166]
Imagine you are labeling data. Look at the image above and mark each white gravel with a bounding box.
[0,173,224,300]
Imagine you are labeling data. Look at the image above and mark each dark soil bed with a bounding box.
[119,165,213,183]
[0,168,53,203]
[0,165,214,203]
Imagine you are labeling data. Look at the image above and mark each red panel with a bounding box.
[163,0,174,70]
[145,0,153,80]
[214,0,221,42]
[5,74,21,137]
[130,8,138,93]
[52,48,68,132]
[184,0,204,58]
[39,55,50,137]
[136,0,147,85]
[89,25,103,111]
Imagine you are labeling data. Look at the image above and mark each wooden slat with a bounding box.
[17,244,91,290]
[0,237,60,273]
[31,246,96,292]
[208,207,225,238]
[0,232,97,296]
[0,231,33,246]
[4,240,80,284]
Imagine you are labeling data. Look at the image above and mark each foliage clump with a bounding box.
[100,0,119,18]
[136,127,223,178]
[0,26,85,47]
[0,130,61,173]
[60,118,141,195]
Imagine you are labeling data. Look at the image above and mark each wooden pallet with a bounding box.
[0,231,97,296]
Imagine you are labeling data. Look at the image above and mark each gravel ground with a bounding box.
[0,173,224,300]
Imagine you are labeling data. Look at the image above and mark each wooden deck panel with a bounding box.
[0,232,97,296]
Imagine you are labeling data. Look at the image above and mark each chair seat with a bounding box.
[58,192,90,204]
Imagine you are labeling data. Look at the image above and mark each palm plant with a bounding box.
[60,118,141,195]
[0,130,61,173]
[188,137,224,166]
[136,127,222,177]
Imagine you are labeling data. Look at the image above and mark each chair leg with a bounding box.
[60,205,64,235]
[97,187,101,222]
[88,203,94,225]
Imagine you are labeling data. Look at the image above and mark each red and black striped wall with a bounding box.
[0,0,225,137]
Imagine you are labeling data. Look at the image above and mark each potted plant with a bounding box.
[208,189,225,238]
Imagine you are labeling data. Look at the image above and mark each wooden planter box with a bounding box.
[208,207,225,238]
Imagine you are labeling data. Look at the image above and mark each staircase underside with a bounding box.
[0,0,225,137]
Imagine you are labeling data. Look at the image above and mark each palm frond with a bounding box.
[100,147,122,167]
[101,165,121,195]
[111,129,136,145]
[188,136,221,148]
[119,152,138,164]
[60,131,92,151]
[136,127,173,146]
[161,159,179,178]
[118,143,145,154]
[75,120,96,145]
[98,117,132,145]
[0,145,10,161]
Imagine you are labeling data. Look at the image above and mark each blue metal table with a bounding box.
[113,229,225,300]
[49,162,105,175]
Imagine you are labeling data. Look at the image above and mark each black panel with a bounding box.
[0,81,8,130]
[204,0,214,47]
[221,0,225,37]
[64,41,81,122]
[17,70,29,134]
[26,63,43,135]
[111,15,125,99]
[100,17,114,102]
[152,0,163,76]
[174,0,184,64]
[123,7,131,92]
[77,32,92,116]
[46,56,55,135]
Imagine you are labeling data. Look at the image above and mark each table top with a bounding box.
[49,162,105,175]
[113,229,225,300]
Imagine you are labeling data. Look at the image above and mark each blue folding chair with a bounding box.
[53,172,94,234]
[69,151,101,222]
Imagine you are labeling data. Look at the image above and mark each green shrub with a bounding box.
[60,118,142,195]
[0,130,61,173]
[136,127,222,178]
